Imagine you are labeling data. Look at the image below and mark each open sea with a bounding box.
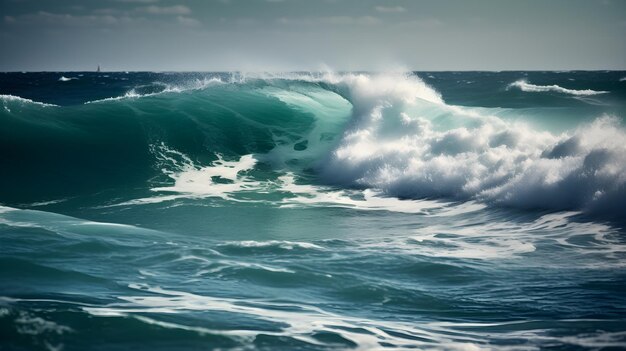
[1,71,626,350]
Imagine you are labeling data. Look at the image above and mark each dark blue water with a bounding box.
[1,71,626,350]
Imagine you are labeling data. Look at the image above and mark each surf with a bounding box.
[1,71,625,221]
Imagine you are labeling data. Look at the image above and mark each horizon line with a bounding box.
[2,69,626,73]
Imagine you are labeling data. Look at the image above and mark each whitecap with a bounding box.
[1,94,57,107]
[508,80,608,96]
[58,76,77,82]
[315,72,625,218]
[84,77,224,104]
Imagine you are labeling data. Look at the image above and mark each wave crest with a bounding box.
[85,77,225,104]
[508,80,608,96]
[1,94,58,107]
[3,71,625,220]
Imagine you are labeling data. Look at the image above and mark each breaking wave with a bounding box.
[320,74,626,217]
[1,72,625,220]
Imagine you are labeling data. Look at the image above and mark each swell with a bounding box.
[0,79,344,203]
[1,73,625,221]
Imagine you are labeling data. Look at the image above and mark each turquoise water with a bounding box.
[1,71,626,350]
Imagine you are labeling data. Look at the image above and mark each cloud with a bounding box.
[375,6,406,13]
[277,16,381,26]
[137,5,191,15]
[3,9,205,32]
[3,11,132,27]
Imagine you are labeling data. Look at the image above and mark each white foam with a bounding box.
[316,72,626,217]
[351,210,626,265]
[278,173,446,214]
[109,145,262,206]
[158,77,225,93]
[202,260,295,274]
[245,71,444,105]
[22,199,66,207]
[81,284,626,349]
[149,144,260,200]
[58,76,77,82]
[113,143,457,215]
[84,77,224,104]
[15,312,73,336]
[81,284,494,349]
[508,80,608,96]
[0,94,58,107]
[220,240,324,250]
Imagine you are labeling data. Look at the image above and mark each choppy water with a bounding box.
[1,71,626,350]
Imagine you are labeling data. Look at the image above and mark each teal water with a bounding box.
[1,71,626,350]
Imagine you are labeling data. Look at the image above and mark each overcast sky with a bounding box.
[1,0,625,71]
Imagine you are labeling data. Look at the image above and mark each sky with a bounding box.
[0,0,625,71]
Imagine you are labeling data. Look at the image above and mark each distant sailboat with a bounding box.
[97,65,101,73]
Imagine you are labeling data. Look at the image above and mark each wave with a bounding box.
[1,94,58,107]
[2,72,625,221]
[508,80,608,96]
[83,71,442,106]
[85,77,225,104]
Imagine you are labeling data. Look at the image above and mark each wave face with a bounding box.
[1,71,626,350]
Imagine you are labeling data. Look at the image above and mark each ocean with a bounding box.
[1,71,625,350]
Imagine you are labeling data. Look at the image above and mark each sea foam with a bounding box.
[58,76,77,82]
[317,73,625,218]
[1,94,58,107]
[508,80,608,96]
